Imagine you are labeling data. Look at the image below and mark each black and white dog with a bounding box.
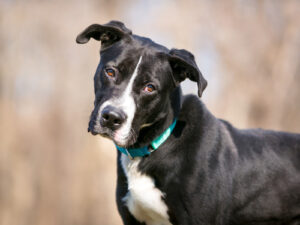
[76,21,300,225]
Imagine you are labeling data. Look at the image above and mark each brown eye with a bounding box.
[143,84,155,93]
[105,68,115,77]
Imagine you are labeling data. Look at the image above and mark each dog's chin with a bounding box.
[113,136,136,148]
[113,131,138,148]
[94,131,134,148]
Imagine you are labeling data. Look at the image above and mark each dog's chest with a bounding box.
[121,155,172,225]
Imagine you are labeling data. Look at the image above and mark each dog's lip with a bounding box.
[87,126,135,147]
[88,128,99,136]
[90,130,121,144]
[87,126,110,137]
[100,133,110,138]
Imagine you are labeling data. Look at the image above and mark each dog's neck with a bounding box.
[130,86,182,149]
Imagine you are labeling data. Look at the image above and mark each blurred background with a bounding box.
[0,0,300,224]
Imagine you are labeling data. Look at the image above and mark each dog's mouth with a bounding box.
[88,125,137,148]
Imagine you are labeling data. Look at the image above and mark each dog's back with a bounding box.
[220,120,300,224]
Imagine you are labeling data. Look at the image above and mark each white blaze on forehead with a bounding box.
[127,56,143,92]
[114,56,143,144]
[98,56,143,145]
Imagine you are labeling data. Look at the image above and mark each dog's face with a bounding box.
[88,47,175,147]
[76,21,207,147]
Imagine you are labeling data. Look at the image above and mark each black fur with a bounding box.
[77,21,300,225]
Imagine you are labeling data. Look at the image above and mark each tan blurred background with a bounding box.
[0,0,300,224]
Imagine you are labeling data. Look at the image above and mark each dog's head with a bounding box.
[76,21,207,147]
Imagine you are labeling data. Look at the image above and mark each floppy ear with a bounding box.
[76,20,132,49]
[168,48,207,97]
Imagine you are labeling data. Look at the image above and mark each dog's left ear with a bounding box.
[168,48,207,97]
[76,20,132,49]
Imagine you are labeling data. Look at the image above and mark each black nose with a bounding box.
[100,106,126,130]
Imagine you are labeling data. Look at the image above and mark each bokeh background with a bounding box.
[1,0,300,224]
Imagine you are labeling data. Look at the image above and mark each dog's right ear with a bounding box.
[76,20,132,49]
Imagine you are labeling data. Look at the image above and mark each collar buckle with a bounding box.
[148,145,155,153]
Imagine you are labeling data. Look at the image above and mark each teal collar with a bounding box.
[115,118,177,159]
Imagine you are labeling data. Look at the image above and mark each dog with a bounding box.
[76,21,300,225]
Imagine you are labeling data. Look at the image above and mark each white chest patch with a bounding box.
[121,155,172,225]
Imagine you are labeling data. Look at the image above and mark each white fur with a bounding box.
[98,56,143,145]
[121,155,172,225]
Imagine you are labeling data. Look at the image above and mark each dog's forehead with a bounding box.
[100,35,169,66]
[96,35,172,89]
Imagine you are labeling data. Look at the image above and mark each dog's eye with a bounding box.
[105,68,115,77]
[143,84,155,93]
